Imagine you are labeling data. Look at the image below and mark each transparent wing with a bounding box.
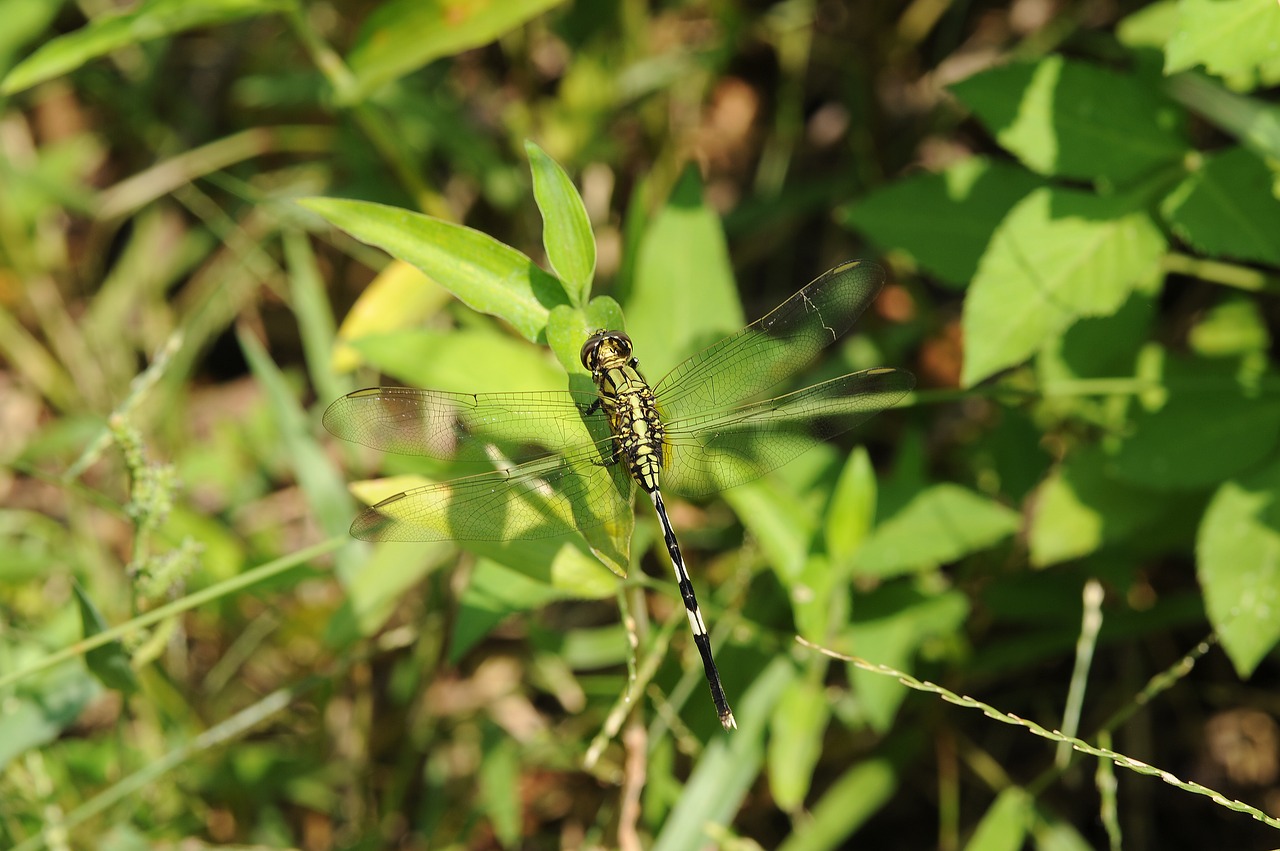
[323,386,601,461]
[653,261,886,421]
[347,440,635,542]
[660,367,914,498]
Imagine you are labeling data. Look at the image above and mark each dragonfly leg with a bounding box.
[649,489,736,730]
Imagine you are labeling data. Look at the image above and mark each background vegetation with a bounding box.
[3,0,1280,848]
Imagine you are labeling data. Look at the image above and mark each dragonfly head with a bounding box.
[581,330,633,372]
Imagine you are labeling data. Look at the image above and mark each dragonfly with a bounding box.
[323,260,915,730]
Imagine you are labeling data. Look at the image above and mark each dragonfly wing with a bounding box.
[660,368,914,498]
[653,261,886,421]
[350,442,634,542]
[323,386,601,460]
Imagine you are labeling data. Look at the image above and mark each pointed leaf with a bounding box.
[299,197,568,343]
[526,141,595,305]
[75,584,138,694]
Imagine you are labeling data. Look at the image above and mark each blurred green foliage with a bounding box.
[2,1,1280,849]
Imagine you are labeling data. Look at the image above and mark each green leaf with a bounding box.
[964,788,1033,851]
[342,0,567,104]
[853,484,1019,578]
[478,727,522,847]
[299,197,568,343]
[1029,448,1171,567]
[1160,146,1280,267]
[1109,350,1280,491]
[74,584,138,694]
[825,447,876,564]
[1197,458,1280,677]
[950,56,1187,183]
[847,586,969,731]
[350,327,567,394]
[526,141,595,305]
[1165,0,1280,90]
[1,0,293,95]
[1189,295,1271,357]
[776,759,900,851]
[767,678,830,812]
[627,167,743,380]
[1117,0,1181,50]
[331,260,453,374]
[839,157,1041,287]
[0,0,63,75]
[961,187,1167,386]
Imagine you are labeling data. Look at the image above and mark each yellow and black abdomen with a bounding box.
[598,365,666,493]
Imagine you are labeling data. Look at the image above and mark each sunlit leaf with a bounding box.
[300,197,568,343]
[527,140,595,306]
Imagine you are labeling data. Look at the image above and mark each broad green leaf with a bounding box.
[1189,296,1271,357]
[776,759,899,851]
[628,167,743,380]
[478,728,521,847]
[1165,0,1280,90]
[725,479,815,584]
[853,484,1019,577]
[1160,146,1280,267]
[768,678,830,812]
[1037,287,1155,386]
[1197,458,1280,677]
[526,141,595,305]
[1029,448,1171,567]
[342,0,567,104]
[350,327,566,394]
[961,187,1167,386]
[74,584,138,694]
[839,157,1041,287]
[847,586,969,731]
[1,0,292,95]
[950,56,1187,183]
[964,788,1033,851]
[331,260,453,374]
[1109,349,1280,491]
[299,197,568,343]
[824,447,876,564]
